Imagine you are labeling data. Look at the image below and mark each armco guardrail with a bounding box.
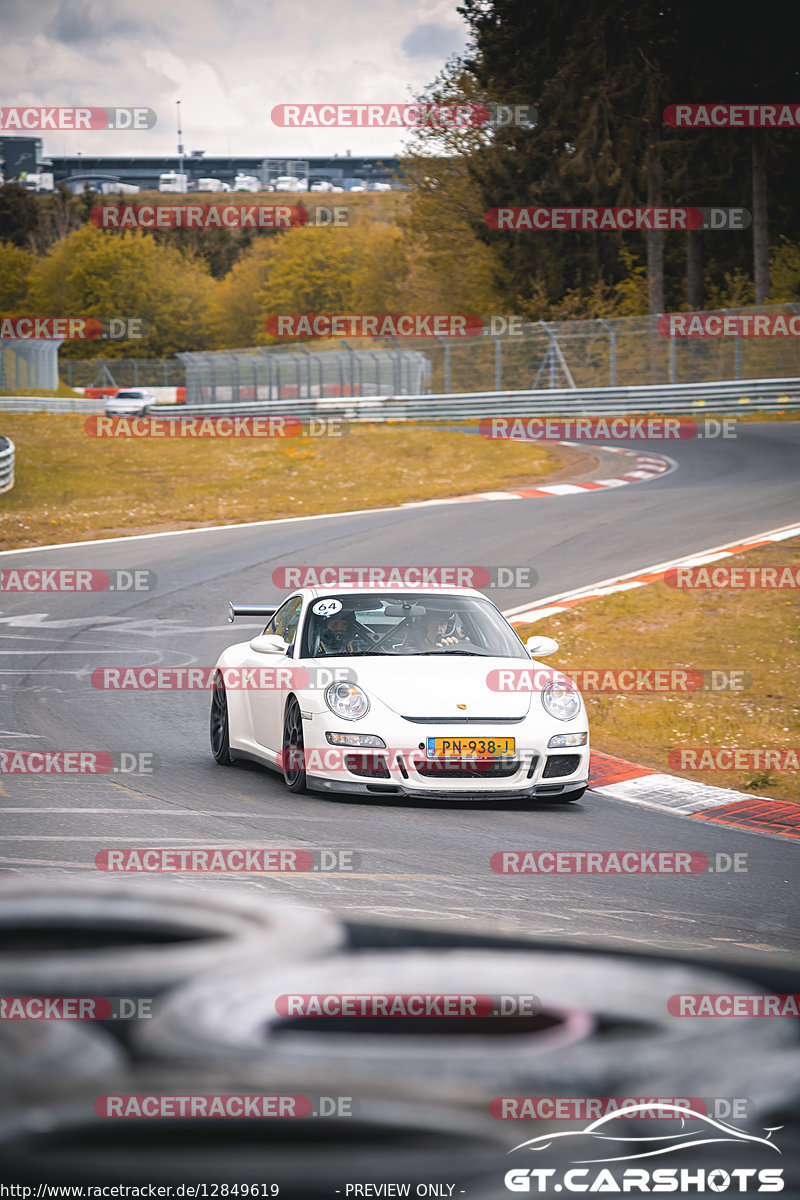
[155,376,800,421]
[2,377,799,420]
[0,397,106,414]
[0,437,15,493]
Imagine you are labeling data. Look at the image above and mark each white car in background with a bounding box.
[273,176,302,192]
[103,389,156,416]
[234,174,262,192]
[210,587,589,802]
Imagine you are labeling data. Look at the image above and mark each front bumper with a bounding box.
[305,773,589,800]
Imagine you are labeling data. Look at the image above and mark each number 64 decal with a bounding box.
[312,598,343,617]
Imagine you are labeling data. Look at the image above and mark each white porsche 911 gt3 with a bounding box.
[210,587,589,802]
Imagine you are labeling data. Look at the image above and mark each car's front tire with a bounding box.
[282,697,307,794]
[210,672,233,765]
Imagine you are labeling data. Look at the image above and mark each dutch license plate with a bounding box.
[426,736,515,758]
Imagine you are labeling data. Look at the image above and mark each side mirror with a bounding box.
[526,635,559,657]
[249,634,287,654]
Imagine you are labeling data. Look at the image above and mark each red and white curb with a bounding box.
[505,520,800,625]
[589,751,800,841]
[402,445,674,506]
[502,520,800,840]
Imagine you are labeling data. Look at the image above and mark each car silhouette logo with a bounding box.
[510,1103,783,1164]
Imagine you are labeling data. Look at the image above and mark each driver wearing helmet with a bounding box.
[317,610,373,655]
[404,611,461,651]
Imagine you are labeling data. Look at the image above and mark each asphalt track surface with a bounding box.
[1,421,799,969]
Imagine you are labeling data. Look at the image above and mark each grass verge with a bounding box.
[515,536,800,804]
[0,416,566,550]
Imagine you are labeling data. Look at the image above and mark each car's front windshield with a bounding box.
[301,593,530,659]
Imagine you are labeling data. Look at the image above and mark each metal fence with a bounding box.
[3,377,799,420]
[1,340,62,392]
[54,305,800,398]
[0,437,15,493]
[177,348,433,406]
[165,376,800,422]
[59,357,186,390]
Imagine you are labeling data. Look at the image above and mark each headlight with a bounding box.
[325,682,370,721]
[547,732,588,747]
[541,682,581,721]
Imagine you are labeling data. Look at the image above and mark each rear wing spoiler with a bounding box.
[228,603,279,624]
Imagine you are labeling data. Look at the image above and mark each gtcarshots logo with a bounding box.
[276,993,539,1017]
[1,751,155,775]
[480,417,736,440]
[491,851,748,874]
[0,568,155,593]
[0,996,152,1020]
[95,848,360,872]
[504,1103,783,1192]
[91,666,357,690]
[272,565,537,589]
[0,106,156,130]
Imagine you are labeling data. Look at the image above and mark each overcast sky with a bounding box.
[0,0,471,160]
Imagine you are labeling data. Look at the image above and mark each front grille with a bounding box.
[401,716,525,725]
[412,757,521,780]
[542,754,581,778]
[344,753,391,779]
